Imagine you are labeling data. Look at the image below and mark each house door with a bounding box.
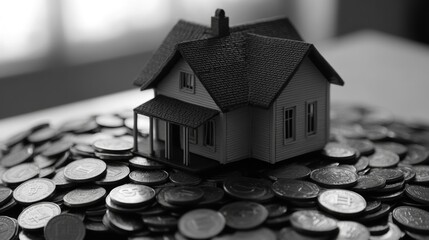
[171,124,181,148]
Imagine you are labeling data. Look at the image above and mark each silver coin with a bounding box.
[179,209,225,239]
[64,158,107,183]
[109,183,156,207]
[13,178,56,205]
[318,189,366,217]
[18,202,61,231]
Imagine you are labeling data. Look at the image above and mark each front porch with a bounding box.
[132,95,220,173]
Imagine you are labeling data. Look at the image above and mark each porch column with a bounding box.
[165,121,171,159]
[183,126,189,166]
[133,111,138,152]
[149,117,154,156]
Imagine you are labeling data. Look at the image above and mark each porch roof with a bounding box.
[134,95,220,128]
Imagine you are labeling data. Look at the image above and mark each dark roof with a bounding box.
[134,17,344,112]
[134,95,219,128]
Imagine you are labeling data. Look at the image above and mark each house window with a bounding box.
[284,107,295,143]
[189,128,197,144]
[306,101,317,135]
[180,71,195,93]
[203,120,215,149]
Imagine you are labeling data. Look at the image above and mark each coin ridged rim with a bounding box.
[310,167,358,188]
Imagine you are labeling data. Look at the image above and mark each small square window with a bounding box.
[180,72,195,93]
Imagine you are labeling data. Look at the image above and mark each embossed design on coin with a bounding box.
[336,221,370,240]
[223,177,274,202]
[290,210,338,235]
[405,184,429,205]
[318,189,366,216]
[219,201,268,230]
[18,202,61,231]
[109,184,155,207]
[95,163,130,185]
[64,158,107,183]
[179,209,225,239]
[413,165,429,183]
[63,186,106,208]
[393,206,429,233]
[368,149,400,168]
[310,167,358,188]
[272,179,319,201]
[2,163,39,186]
[13,178,56,204]
[0,216,17,240]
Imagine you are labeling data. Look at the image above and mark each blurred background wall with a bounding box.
[0,0,428,118]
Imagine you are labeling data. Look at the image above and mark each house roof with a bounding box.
[134,16,344,112]
[134,95,219,128]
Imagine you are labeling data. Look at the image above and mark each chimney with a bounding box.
[211,9,230,37]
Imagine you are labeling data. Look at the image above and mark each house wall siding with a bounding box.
[251,106,272,162]
[274,57,329,162]
[156,59,220,111]
[225,107,250,163]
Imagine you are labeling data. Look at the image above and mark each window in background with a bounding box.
[0,0,52,76]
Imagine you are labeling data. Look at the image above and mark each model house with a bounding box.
[132,9,344,171]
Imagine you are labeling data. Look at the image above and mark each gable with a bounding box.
[156,58,220,111]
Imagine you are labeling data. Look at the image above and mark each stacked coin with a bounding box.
[0,106,427,239]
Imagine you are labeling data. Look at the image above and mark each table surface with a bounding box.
[1,31,429,140]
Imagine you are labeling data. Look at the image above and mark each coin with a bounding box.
[95,115,123,128]
[63,186,106,208]
[290,210,338,235]
[358,204,390,223]
[27,127,58,144]
[109,184,155,207]
[93,138,133,153]
[368,168,404,184]
[405,185,429,205]
[1,147,33,168]
[354,157,369,172]
[169,171,202,185]
[336,221,370,240]
[363,200,382,214]
[0,187,13,206]
[42,141,73,158]
[310,167,358,188]
[397,166,416,182]
[223,177,274,202]
[345,139,375,156]
[142,215,177,228]
[103,210,144,234]
[317,189,366,217]
[128,169,169,186]
[64,158,107,183]
[18,202,61,231]
[401,144,429,165]
[94,151,133,160]
[265,203,288,218]
[272,179,320,201]
[13,178,56,205]
[198,186,225,206]
[2,163,39,186]
[44,214,86,240]
[368,149,400,168]
[322,142,357,162]
[220,201,268,230]
[375,142,408,159]
[352,175,386,193]
[264,164,311,180]
[51,167,75,189]
[0,216,18,240]
[164,186,204,206]
[128,156,165,170]
[370,223,402,240]
[413,165,429,184]
[179,209,225,239]
[95,162,130,186]
[105,195,148,213]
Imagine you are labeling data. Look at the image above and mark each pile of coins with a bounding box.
[0,105,428,239]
